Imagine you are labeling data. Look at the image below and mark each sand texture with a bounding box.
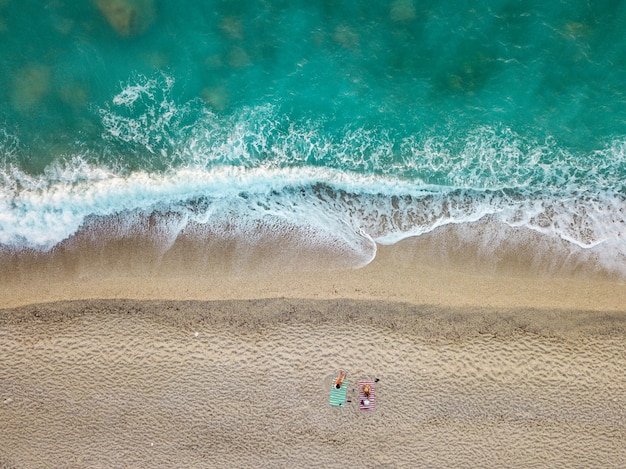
[1,299,625,468]
[2,226,626,312]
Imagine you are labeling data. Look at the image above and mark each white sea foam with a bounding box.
[1,75,626,276]
[1,156,625,275]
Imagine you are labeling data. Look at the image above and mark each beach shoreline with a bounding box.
[2,1,626,466]
[1,221,624,311]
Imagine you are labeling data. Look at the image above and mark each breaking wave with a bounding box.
[1,75,625,275]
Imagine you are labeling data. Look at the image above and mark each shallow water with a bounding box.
[1,1,625,275]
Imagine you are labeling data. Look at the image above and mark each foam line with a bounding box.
[1,162,624,271]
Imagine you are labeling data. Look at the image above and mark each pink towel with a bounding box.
[358,381,376,410]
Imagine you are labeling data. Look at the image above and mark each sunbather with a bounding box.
[362,383,371,399]
[334,370,347,389]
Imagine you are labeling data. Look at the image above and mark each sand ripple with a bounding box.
[1,299,624,468]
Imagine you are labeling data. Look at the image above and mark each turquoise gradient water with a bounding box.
[1,1,625,273]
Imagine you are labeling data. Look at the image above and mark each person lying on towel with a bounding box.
[334,370,347,389]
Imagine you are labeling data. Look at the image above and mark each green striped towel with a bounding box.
[329,375,349,407]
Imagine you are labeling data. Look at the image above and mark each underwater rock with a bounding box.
[227,47,251,68]
[94,0,155,37]
[204,54,224,70]
[58,83,89,109]
[143,51,169,69]
[11,64,50,114]
[201,86,229,112]
[390,0,416,22]
[333,25,359,49]
[220,16,243,40]
[52,15,75,35]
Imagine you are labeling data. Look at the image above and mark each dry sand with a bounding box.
[1,299,625,468]
[1,224,625,468]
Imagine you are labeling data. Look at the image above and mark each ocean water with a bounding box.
[1,0,625,275]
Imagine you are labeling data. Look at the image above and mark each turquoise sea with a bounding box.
[1,1,625,275]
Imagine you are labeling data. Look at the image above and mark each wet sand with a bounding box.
[1,223,625,312]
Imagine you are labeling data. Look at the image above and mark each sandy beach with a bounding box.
[2,222,625,312]
[2,0,626,466]
[1,224,625,468]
